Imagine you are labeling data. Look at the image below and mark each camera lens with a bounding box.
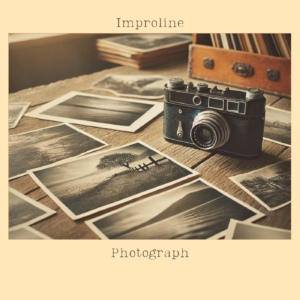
[191,111,230,150]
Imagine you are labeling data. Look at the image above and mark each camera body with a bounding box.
[163,78,266,159]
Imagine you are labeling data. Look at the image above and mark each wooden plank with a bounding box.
[270,97,291,111]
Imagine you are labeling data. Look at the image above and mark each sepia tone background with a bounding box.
[2,1,299,300]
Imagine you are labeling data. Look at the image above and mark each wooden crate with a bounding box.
[188,44,291,97]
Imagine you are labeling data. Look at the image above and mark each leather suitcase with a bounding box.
[188,44,291,97]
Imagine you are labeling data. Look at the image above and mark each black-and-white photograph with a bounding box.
[264,106,291,146]
[9,188,56,230]
[86,179,264,239]
[28,141,197,220]
[9,102,31,129]
[25,91,163,132]
[230,159,291,211]
[100,34,192,52]
[9,226,51,239]
[225,219,291,239]
[91,74,167,99]
[9,123,108,179]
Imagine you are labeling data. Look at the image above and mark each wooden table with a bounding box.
[9,58,291,239]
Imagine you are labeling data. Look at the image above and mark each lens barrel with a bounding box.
[191,111,230,150]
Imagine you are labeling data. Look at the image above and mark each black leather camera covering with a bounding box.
[164,96,265,159]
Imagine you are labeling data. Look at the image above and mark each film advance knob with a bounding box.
[246,88,264,100]
[167,78,184,89]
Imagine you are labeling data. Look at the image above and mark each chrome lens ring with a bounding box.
[191,111,230,150]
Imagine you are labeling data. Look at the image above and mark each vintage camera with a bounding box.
[163,78,266,159]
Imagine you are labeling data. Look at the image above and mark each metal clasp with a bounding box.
[232,62,254,77]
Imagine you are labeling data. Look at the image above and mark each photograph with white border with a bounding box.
[98,34,192,53]
[91,74,167,99]
[225,219,291,239]
[9,102,31,129]
[85,179,264,240]
[25,91,163,132]
[28,140,198,220]
[230,159,291,211]
[264,106,291,147]
[9,123,108,180]
[9,187,56,230]
[9,226,52,240]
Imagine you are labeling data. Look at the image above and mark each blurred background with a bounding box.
[9,33,290,96]
[9,34,119,93]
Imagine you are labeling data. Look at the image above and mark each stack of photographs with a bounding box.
[96,34,192,69]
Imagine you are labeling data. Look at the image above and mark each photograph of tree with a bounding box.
[225,219,291,240]
[9,124,107,179]
[230,159,291,211]
[92,75,167,99]
[86,179,263,239]
[9,188,56,230]
[29,141,197,220]
[25,91,164,132]
[264,106,291,146]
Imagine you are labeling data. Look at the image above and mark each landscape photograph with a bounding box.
[9,102,30,128]
[26,92,163,132]
[92,74,167,99]
[29,141,196,220]
[230,159,291,211]
[9,188,56,230]
[86,180,263,239]
[102,34,192,51]
[9,124,107,179]
[225,219,291,239]
[264,106,291,146]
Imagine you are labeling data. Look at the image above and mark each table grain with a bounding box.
[9,59,291,239]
